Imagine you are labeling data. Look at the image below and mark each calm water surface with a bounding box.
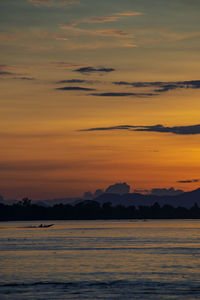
[1,220,200,299]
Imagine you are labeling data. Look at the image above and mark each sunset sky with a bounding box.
[1,0,200,200]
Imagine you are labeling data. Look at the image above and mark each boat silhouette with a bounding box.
[38,224,54,228]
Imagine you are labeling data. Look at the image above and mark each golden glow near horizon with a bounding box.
[0,0,200,200]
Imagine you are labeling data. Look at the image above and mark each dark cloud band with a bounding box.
[56,86,96,91]
[113,80,200,93]
[90,92,156,97]
[79,124,200,135]
[177,179,199,183]
[74,66,115,74]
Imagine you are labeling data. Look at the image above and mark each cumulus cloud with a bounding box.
[105,182,130,195]
[79,124,200,135]
[74,66,115,74]
[82,183,130,199]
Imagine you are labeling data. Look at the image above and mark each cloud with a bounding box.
[57,79,87,84]
[0,65,35,81]
[59,24,133,39]
[90,92,157,97]
[59,11,142,49]
[91,29,131,38]
[113,80,200,93]
[51,62,87,70]
[0,65,35,80]
[117,12,144,16]
[0,64,18,77]
[105,182,130,195]
[56,86,96,91]
[177,179,199,183]
[12,77,35,80]
[79,125,135,132]
[28,0,80,7]
[66,40,137,50]
[56,79,98,84]
[74,66,115,74]
[0,71,14,76]
[79,124,200,135]
[84,16,120,23]
[150,187,183,196]
[77,11,144,24]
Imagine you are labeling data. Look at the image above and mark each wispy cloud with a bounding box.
[113,80,200,93]
[75,11,144,24]
[12,77,35,80]
[90,92,156,97]
[65,39,137,50]
[56,79,98,84]
[0,64,18,77]
[0,29,69,47]
[0,64,35,81]
[28,0,80,7]
[0,71,15,76]
[56,86,96,91]
[117,12,144,16]
[59,11,142,49]
[91,29,131,38]
[60,24,133,39]
[83,16,119,24]
[79,124,200,135]
[177,179,199,183]
[51,62,87,70]
[56,79,87,84]
[74,66,115,74]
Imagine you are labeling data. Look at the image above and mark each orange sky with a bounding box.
[0,0,200,200]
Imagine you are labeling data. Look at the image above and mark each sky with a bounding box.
[0,0,200,200]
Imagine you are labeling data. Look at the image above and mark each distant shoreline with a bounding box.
[1,200,200,221]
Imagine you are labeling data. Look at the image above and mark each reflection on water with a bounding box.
[1,220,200,299]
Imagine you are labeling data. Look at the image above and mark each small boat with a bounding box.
[38,224,54,228]
[24,224,54,228]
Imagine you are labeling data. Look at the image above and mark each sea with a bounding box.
[1,220,200,299]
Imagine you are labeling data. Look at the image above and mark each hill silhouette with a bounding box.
[1,188,200,220]
[93,187,200,208]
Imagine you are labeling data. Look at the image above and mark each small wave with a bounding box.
[1,279,200,298]
[0,279,155,289]
[0,279,196,288]
[0,282,74,288]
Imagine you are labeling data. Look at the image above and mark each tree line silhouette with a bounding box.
[0,198,200,221]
